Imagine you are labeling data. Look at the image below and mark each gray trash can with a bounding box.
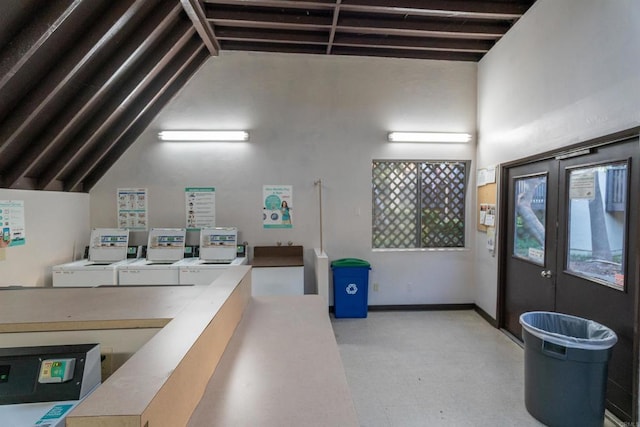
[519,311,617,427]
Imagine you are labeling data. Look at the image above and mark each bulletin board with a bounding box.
[477,183,497,232]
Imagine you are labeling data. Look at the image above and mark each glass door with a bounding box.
[503,159,558,338]
[502,135,639,422]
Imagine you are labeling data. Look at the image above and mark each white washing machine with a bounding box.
[118,228,186,286]
[52,258,138,287]
[52,228,132,287]
[178,257,248,286]
[177,227,245,286]
[117,258,183,285]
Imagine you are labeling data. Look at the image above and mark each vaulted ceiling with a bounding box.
[0,0,535,192]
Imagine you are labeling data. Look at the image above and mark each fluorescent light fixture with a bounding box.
[158,130,249,141]
[388,132,472,143]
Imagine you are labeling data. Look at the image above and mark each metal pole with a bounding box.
[315,179,323,253]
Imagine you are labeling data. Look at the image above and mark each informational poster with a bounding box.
[569,170,596,199]
[0,200,26,247]
[185,187,216,230]
[479,203,496,226]
[528,247,545,264]
[485,166,496,184]
[484,204,496,226]
[263,185,293,229]
[117,188,148,231]
[479,204,487,224]
[477,167,497,187]
[477,169,487,186]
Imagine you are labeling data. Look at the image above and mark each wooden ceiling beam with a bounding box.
[180,0,220,55]
[207,7,333,26]
[212,19,330,32]
[340,0,532,18]
[60,35,204,192]
[204,0,335,9]
[220,41,327,54]
[336,24,504,40]
[204,0,534,20]
[204,0,530,19]
[79,48,210,192]
[0,0,105,157]
[332,45,482,61]
[326,0,342,54]
[2,0,167,188]
[333,34,493,52]
[215,27,328,44]
[338,14,510,36]
[37,26,197,191]
[0,0,80,95]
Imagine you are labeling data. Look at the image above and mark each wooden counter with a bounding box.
[66,266,252,427]
[2,267,358,427]
[187,296,359,427]
[0,286,206,333]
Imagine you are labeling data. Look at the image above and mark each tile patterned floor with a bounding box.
[331,310,620,427]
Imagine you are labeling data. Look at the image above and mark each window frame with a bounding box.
[372,159,470,251]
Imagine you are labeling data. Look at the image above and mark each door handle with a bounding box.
[540,270,553,279]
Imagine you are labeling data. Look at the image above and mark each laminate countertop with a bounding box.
[0,286,206,333]
[187,296,359,427]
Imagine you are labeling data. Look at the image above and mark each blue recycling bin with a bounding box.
[331,258,371,318]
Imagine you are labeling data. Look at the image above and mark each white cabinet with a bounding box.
[250,245,304,296]
[251,266,304,296]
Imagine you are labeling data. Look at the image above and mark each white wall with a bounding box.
[91,51,477,304]
[475,0,640,317]
[0,189,90,286]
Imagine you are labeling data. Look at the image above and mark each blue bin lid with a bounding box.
[331,258,370,268]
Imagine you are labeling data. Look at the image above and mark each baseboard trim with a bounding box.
[474,305,498,328]
[368,304,475,311]
[328,303,499,329]
[329,303,474,313]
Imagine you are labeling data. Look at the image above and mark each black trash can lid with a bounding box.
[331,258,370,268]
[519,311,617,350]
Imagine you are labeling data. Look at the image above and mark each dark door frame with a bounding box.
[496,126,640,421]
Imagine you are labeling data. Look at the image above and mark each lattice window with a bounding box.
[372,160,468,249]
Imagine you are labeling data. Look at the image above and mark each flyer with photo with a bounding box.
[263,185,293,229]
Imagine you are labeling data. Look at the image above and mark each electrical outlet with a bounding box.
[101,348,114,381]
[373,283,379,292]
